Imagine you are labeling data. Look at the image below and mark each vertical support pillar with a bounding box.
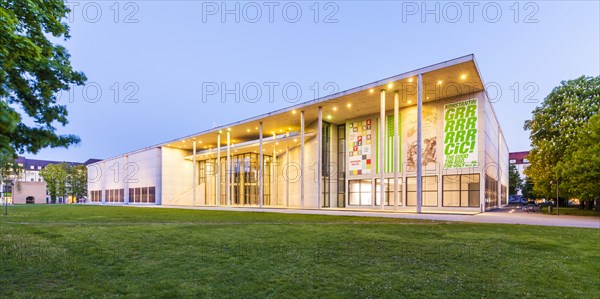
[300,111,305,208]
[272,133,277,206]
[286,144,290,208]
[226,130,231,206]
[193,140,197,206]
[416,73,423,214]
[259,122,263,208]
[394,91,399,210]
[317,106,323,209]
[216,132,221,206]
[380,90,386,210]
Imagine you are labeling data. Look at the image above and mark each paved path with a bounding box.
[137,205,599,229]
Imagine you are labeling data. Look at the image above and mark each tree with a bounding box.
[508,163,523,196]
[67,165,87,201]
[524,76,600,198]
[0,1,86,161]
[521,176,537,200]
[558,114,600,210]
[39,163,67,203]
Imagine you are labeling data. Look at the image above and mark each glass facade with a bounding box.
[406,176,438,207]
[442,174,480,207]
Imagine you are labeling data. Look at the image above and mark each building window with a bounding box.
[509,159,516,164]
[442,174,480,207]
[406,176,438,207]
[348,179,372,206]
[375,178,402,206]
[523,158,529,163]
[30,165,34,169]
[485,175,498,209]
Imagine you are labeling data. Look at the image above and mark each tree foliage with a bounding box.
[508,163,523,195]
[521,176,537,200]
[558,114,600,203]
[40,163,87,203]
[66,164,87,199]
[0,0,86,160]
[524,76,600,198]
[39,163,67,203]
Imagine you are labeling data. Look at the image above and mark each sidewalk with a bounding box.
[138,205,600,229]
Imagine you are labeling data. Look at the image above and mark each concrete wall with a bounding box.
[12,181,47,204]
[161,147,193,206]
[87,147,161,204]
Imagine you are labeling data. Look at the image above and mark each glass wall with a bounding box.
[442,174,480,207]
[406,176,438,206]
[375,178,402,206]
[105,189,125,203]
[485,175,498,209]
[204,153,272,206]
[128,186,156,203]
[348,179,372,206]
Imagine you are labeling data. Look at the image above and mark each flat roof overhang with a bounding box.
[90,54,486,164]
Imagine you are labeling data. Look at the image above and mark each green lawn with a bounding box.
[1,205,599,298]
[541,206,600,217]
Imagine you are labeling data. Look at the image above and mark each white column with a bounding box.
[317,106,323,209]
[394,91,399,210]
[259,122,263,208]
[226,130,231,206]
[193,140,197,206]
[300,111,305,208]
[416,74,423,214]
[216,132,221,206]
[272,133,276,206]
[286,144,289,208]
[380,90,386,210]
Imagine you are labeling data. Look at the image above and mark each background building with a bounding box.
[1,157,101,204]
[509,151,530,196]
[87,55,509,212]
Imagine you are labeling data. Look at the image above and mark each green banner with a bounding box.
[443,99,478,168]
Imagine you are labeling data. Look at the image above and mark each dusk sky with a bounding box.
[32,1,599,163]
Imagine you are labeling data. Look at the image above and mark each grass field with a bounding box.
[1,205,599,298]
[541,206,600,217]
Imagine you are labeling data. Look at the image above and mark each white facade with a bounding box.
[87,55,509,212]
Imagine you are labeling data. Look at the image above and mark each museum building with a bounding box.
[87,55,509,212]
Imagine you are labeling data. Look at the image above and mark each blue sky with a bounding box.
[32,1,599,162]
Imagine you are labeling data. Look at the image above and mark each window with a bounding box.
[406,176,438,206]
[523,158,529,163]
[485,175,498,209]
[509,159,516,164]
[443,174,480,207]
[348,179,372,206]
[37,166,41,170]
[375,178,402,206]
[30,165,34,169]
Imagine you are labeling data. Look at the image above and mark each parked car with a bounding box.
[509,195,527,204]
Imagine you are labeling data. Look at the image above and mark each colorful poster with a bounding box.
[348,119,372,175]
[404,106,438,171]
[443,99,478,168]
